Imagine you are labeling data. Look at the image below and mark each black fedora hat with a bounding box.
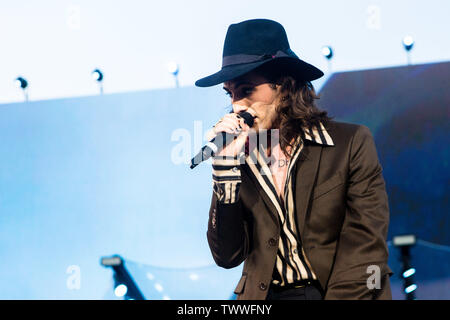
[195,19,323,87]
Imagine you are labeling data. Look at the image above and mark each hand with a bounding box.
[213,112,251,158]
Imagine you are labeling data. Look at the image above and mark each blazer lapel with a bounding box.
[241,164,281,227]
[294,143,323,237]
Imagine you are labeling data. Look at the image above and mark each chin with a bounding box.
[252,124,262,131]
[254,119,267,130]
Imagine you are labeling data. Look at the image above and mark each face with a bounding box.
[223,71,279,130]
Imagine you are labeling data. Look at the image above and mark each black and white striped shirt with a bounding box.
[212,122,334,286]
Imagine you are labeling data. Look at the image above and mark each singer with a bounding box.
[195,19,392,300]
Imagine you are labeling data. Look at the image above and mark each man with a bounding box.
[195,19,392,300]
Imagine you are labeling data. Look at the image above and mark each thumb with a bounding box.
[233,130,249,153]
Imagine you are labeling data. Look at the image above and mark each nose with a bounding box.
[232,103,248,114]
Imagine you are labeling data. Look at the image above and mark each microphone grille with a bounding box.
[239,111,255,128]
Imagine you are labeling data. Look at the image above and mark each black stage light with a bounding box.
[92,69,103,82]
[321,46,333,60]
[15,77,28,89]
[91,69,104,94]
[15,76,29,101]
[321,46,334,73]
[100,254,145,300]
[393,234,417,300]
[167,62,180,88]
[402,36,414,52]
[402,36,414,65]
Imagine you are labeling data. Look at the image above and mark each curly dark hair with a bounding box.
[254,62,333,157]
[273,76,333,156]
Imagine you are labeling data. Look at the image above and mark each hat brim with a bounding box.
[195,57,324,87]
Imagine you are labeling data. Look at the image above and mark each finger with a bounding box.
[223,113,239,120]
[224,113,243,126]
[216,125,235,134]
[231,133,248,153]
[220,119,241,133]
[222,115,241,126]
[218,121,239,131]
[218,130,248,157]
[238,118,248,131]
[221,119,239,128]
[215,113,236,125]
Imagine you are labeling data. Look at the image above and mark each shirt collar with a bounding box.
[300,122,335,146]
[247,121,334,166]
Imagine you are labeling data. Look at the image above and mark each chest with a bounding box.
[268,144,291,202]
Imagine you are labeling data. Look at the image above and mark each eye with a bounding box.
[223,86,254,99]
[241,87,254,96]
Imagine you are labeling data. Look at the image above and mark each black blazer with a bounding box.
[207,121,393,299]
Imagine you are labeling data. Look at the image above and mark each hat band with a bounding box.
[222,50,290,67]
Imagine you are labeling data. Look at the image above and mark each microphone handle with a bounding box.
[190,111,254,169]
[190,132,236,169]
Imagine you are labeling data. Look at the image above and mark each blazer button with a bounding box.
[268,238,277,246]
[259,282,267,291]
[211,209,217,228]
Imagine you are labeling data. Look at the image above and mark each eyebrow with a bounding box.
[223,81,253,92]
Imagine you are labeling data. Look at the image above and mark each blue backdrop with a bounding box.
[0,86,242,299]
[0,62,448,299]
[317,61,450,299]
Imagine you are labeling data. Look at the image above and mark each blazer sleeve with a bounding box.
[206,158,251,269]
[324,125,393,300]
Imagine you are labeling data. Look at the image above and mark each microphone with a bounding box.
[190,111,254,169]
